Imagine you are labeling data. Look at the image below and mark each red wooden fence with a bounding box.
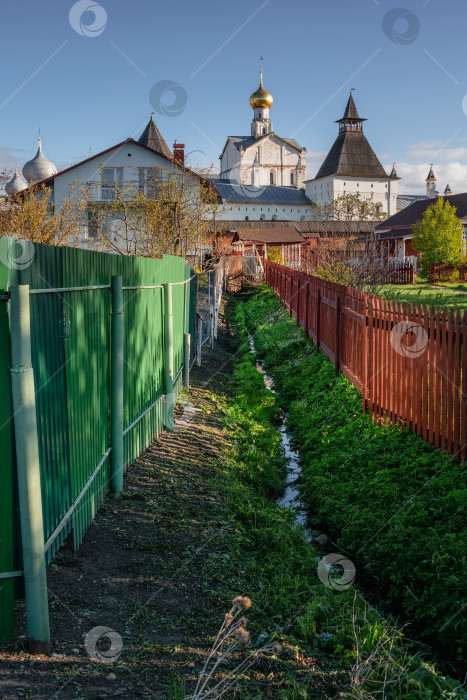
[265,260,467,462]
[429,262,467,283]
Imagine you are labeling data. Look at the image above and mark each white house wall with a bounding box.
[51,143,200,242]
[216,201,312,221]
[305,175,399,217]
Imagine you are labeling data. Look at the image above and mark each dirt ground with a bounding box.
[0,307,240,700]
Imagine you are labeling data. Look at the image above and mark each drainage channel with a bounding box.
[248,335,312,539]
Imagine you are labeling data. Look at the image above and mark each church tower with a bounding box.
[426,165,437,198]
[250,58,274,139]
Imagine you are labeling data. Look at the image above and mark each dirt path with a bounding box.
[0,310,238,700]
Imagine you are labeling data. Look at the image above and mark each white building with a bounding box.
[214,182,312,221]
[305,92,399,217]
[8,117,207,245]
[219,62,307,190]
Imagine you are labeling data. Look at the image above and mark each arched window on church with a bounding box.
[245,216,249,221]
[262,127,266,134]
[290,172,294,185]
[272,215,277,221]
[260,214,266,220]
[270,170,275,185]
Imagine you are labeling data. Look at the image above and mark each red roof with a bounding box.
[23,138,212,190]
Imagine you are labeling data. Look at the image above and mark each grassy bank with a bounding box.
[379,281,467,310]
[241,287,466,687]
[189,299,465,698]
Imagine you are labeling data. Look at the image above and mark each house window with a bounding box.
[102,167,123,199]
[138,167,162,197]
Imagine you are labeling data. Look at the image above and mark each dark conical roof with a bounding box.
[138,116,172,159]
[426,165,436,181]
[336,92,366,124]
[314,129,388,180]
[390,163,398,178]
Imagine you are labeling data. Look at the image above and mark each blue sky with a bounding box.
[2,0,467,193]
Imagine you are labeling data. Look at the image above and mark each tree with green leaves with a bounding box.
[412,198,465,278]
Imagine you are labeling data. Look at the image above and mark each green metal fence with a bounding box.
[0,239,201,645]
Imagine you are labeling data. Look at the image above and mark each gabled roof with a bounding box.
[313,130,388,180]
[212,219,377,236]
[232,227,305,244]
[138,116,172,159]
[19,137,212,191]
[214,182,312,205]
[376,193,467,230]
[221,134,304,159]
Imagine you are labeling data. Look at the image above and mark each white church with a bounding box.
[212,67,403,221]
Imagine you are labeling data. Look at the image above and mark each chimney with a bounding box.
[173,140,185,166]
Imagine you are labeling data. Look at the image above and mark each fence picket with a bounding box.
[264,261,466,462]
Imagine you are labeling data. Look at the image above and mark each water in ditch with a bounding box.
[248,335,312,539]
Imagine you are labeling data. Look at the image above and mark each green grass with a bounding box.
[201,297,467,699]
[379,280,467,311]
[241,287,467,688]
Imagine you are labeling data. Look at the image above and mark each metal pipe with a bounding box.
[164,283,174,431]
[44,448,111,552]
[122,396,164,437]
[197,317,202,367]
[111,276,124,499]
[184,332,191,390]
[210,304,214,349]
[29,285,111,294]
[9,284,51,655]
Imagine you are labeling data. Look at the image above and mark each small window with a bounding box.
[245,216,249,221]
[290,172,294,185]
[371,184,373,188]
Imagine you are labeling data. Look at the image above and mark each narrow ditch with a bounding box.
[248,334,311,538]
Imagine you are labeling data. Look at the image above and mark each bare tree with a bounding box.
[86,164,220,267]
[310,192,387,222]
[0,182,87,246]
[305,231,405,295]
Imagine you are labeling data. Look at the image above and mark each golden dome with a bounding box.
[250,75,273,109]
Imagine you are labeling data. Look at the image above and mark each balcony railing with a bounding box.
[85,181,155,201]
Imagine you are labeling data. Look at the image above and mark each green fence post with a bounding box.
[111,276,124,499]
[164,283,174,431]
[9,284,51,655]
[184,332,191,391]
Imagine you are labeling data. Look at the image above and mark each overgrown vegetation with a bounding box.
[241,287,466,693]
[187,297,466,698]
